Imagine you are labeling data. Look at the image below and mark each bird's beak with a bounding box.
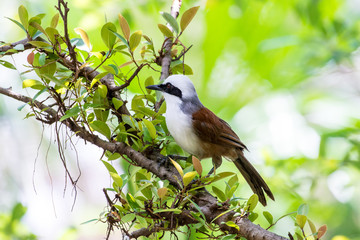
[146,84,163,92]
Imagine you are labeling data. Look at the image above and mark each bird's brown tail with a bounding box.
[232,152,274,206]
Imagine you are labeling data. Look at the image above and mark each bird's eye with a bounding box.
[166,83,171,89]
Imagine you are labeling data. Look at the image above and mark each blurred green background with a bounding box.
[1,0,360,239]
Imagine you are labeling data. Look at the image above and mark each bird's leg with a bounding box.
[206,167,215,177]
[206,156,222,176]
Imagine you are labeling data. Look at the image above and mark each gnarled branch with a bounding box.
[0,84,288,240]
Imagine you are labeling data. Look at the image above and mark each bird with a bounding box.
[146,74,274,206]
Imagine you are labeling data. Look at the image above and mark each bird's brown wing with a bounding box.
[193,107,274,206]
[192,107,247,151]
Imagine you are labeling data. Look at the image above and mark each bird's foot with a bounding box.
[206,167,216,177]
[156,155,169,168]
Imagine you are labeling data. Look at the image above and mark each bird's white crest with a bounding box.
[164,75,198,99]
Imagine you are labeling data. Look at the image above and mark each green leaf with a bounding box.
[45,27,59,44]
[144,76,154,94]
[172,63,193,75]
[297,203,309,216]
[296,214,307,229]
[102,65,117,75]
[11,203,27,220]
[129,30,142,52]
[50,13,59,28]
[248,212,258,222]
[295,232,303,240]
[60,105,81,121]
[111,31,129,48]
[118,14,130,40]
[28,41,52,48]
[263,211,273,225]
[226,184,238,199]
[188,198,206,221]
[228,175,238,188]
[6,17,27,33]
[105,151,121,161]
[170,158,184,177]
[121,213,136,223]
[122,114,136,129]
[90,120,111,140]
[161,12,179,34]
[126,193,141,211]
[211,171,236,183]
[157,24,173,38]
[307,219,317,235]
[183,171,197,186]
[180,6,200,32]
[39,53,46,66]
[30,21,47,36]
[136,216,147,228]
[140,184,152,200]
[81,218,98,225]
[32,87,48,101]
[18,5,29,30]
[17,103,28,111]
[112,98,123,110]
[91,72,107,87]
[110,172,123,188]
[41,74,64,87]
[153,208,182,214]
[101,22,117,49]
[93,86,109,121]
[221,234,238,240]
[38,62,57,78]
[131,95,145,111]
[142,119,157,140]
[136,170,150,181]
[212,186,226,202]
[246,194,259,212]
[158,101,166,115]
[224,221,239,231]
[101,160,117,174]
[28,14,45,37]
[0,60,16,70]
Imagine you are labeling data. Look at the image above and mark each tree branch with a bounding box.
[0,38,36,55]
[0,2,288,237]
[159,0,182,81]
[0,86,180,187]
[0,85,288,240]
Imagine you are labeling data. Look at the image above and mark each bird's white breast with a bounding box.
[164,94,203,156]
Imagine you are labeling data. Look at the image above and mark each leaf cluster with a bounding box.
[0,2,331,239]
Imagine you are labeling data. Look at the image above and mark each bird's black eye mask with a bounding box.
[160,83,182,98]
[146,82,182,98]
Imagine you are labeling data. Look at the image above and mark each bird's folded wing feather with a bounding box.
[192,107,247,150]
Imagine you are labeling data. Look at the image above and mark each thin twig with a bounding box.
[56,0,77,69]
[111,63,146,91]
